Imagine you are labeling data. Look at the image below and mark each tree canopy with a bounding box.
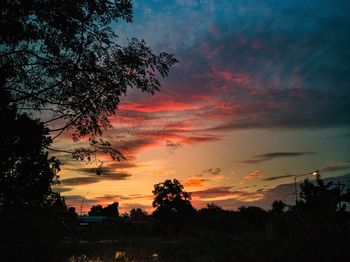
[0,89,60,209]
[152,179,195,222]
[1,0,177,143]
[88,202,119,217]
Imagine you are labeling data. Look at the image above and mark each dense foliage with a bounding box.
[0,89,72,261]
[0,89,59,209]
[152,179,196,227]
[1,0,177,141]
[88,202,119,217]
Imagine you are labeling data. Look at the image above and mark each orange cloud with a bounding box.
[239,170,262,185]
[182,178,208,187]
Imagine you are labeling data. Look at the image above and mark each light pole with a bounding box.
[294,170,319,202]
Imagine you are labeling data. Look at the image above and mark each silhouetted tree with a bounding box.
[88,204,104,216]
[280,176,350,261]
[130,208,148,219]
[197,202,223,217]
[1,0,177,147]
[299,176,346,212]
[270,200,286,214]
[291,176,350,232]
[0,89,60,209]
[152,179,195,226]
[103,202,119,217]
[269,200,287,237]
[0,89,62,260]
[88,202,119,217]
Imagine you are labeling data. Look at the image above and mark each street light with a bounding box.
[294,170,319,202]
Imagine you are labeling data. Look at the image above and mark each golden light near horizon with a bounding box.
[50,0,350,214]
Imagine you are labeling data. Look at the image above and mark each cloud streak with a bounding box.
[262,174,295,182]
[60,171,132,186]
[240,152,316,164]
[239,171,263,185]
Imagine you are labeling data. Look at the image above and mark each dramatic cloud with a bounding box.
[240,152,316,164]
[97,0,350,163]
[55,0,350,213]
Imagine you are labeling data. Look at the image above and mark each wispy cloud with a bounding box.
[240,152,316,164]
[202,167,222,175]
[183,178,208,187]
[60,171,131,186]
[239,170,263,185]
[320,160,350,173]
[191,186,263,202]
[262,174,295,181]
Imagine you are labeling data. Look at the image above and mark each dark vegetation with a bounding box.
[54,177,350,262]
[1,1,350,261]
[1,0,177,162]
[0,0,175,260]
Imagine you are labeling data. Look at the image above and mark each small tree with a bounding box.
[152,179,195,224]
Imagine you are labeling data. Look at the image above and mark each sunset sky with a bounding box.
[53,0,350,214]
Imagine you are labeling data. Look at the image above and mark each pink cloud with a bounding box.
[119,99,199,113]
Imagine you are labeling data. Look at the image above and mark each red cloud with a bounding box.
[119,100,199,113]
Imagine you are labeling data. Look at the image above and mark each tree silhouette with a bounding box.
[0,89,64,260]
[291,176,350,233]
[88,202,119,217]
[299,176,346,212]
[0,89,60,209]
[152,179,195,224]
[270,200,286,214]
[269,200,287,237]
[130,208,148,219]
[1,0,177,160]
[197,202,224,217]
[88,204,104,216]
[103,202,119,217]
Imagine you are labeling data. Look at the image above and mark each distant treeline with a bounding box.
[56,177,350,261]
